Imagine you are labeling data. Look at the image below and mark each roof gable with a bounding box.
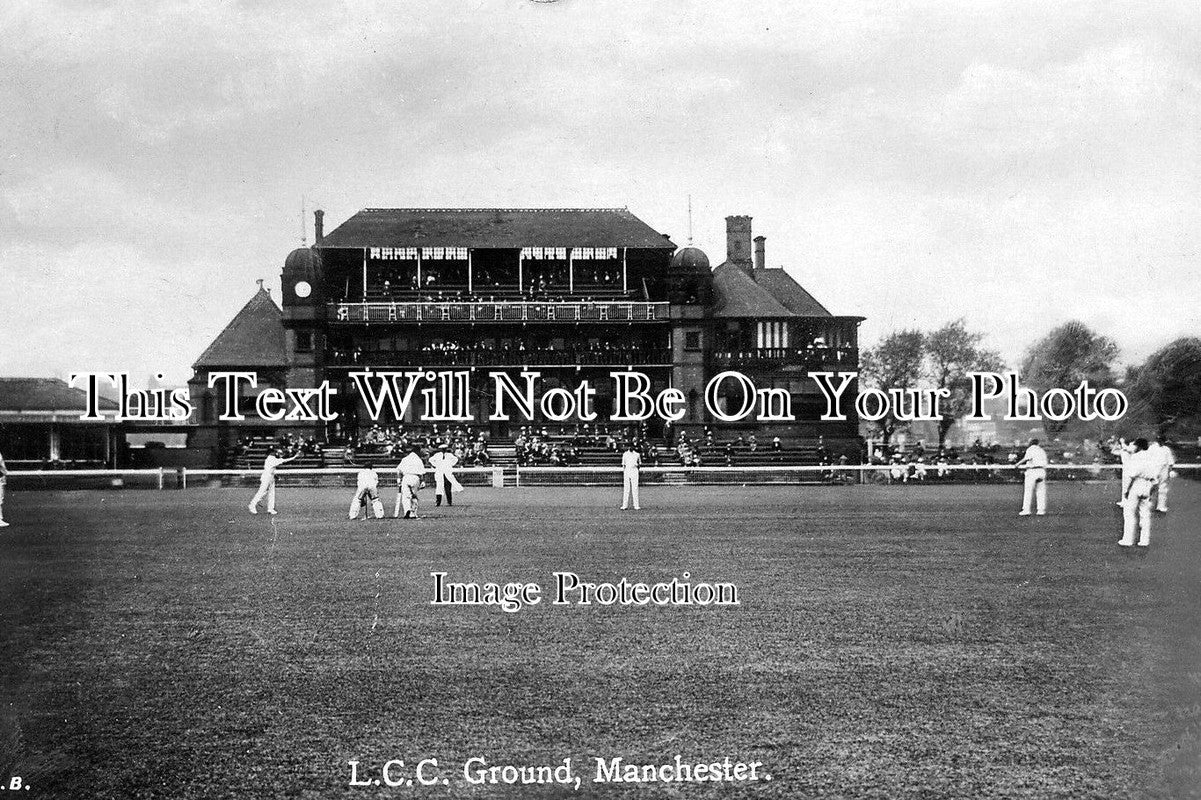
[193,289,287,369]
[0,378,118,412]
[751,268,832,317]
[320,208,676,250]
[711,263,795,318]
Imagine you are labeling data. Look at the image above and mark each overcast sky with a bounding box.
[3,0,1199,385]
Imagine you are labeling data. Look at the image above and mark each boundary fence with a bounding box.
[5,463,1197,490]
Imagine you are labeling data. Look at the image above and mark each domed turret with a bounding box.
[284,247,322,275]
[670,246,710,273]
[282,247,323,307]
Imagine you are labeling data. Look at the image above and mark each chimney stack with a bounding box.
[314,209,324,245]
[754,236,766,271]
[725,215,754,274]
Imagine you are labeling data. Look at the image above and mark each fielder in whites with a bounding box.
[348,462,384,520]
[620,442,641,511]
[248,447,298,515]
[1015,438,1049,516]
[1118,438,1160,548]
[395,445,426,519]
[0,448,9,527]
[1149,435,1176,513]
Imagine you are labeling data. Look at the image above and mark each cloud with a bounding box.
[1,0,1199,382]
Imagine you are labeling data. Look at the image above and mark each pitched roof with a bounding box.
[319,208,676,250]
[193,288,287,369]
[0,378,118,412]
[710,262,795,318]
[751,268,832,317]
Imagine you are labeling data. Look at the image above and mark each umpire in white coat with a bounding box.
[428,443,463,507]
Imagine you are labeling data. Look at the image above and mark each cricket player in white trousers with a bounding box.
[348,462,384,520]
[0,448,9,527]
[1150,435,1176,513]
[1119,438,1160,547]
[620,443,641,511]
[428,443,463,507]
[1015,438,1049,516]
[395,446,426,519]
[1110,438,1135,506]
[248,448,298,515]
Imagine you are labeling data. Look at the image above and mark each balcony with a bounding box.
[710,347,858,369]
[329,300,669,324]
[327,349,674,369]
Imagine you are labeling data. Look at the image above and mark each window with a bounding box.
[684,331,701,350]
[756,321,789,349]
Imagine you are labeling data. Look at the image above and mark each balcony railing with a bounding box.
[327,349,674,368]
[329,301,669,324]
[711,347,858,368]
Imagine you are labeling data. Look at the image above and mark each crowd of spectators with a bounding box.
[330,336,654,367]
[230,434,324,461]
[348,424,493,467]
[514,424,659,466]
[866,436,1142,483]
[674,428,787,466]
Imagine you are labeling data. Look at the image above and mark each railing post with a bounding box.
[492,467,503,489]
[157,468,165,490]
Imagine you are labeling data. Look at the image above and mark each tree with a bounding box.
[860,329,925,450]
[1129,337,1201,437]
[1020,321,1118,438]
[926,319,1006,447]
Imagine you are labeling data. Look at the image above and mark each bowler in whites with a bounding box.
[248,447,299,515]
[1014,438,1048,516]
[620,441,641,511]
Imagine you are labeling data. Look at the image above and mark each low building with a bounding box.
[0,378,120,468]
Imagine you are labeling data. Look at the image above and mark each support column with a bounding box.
[417,250,423,290]
[568,248,574,294]
[361,249,368,299]
[621,247,627,294]
[467,249,473,294]
[518,249,524,294]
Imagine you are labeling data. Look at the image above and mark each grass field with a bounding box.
[1,480,1199,799]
